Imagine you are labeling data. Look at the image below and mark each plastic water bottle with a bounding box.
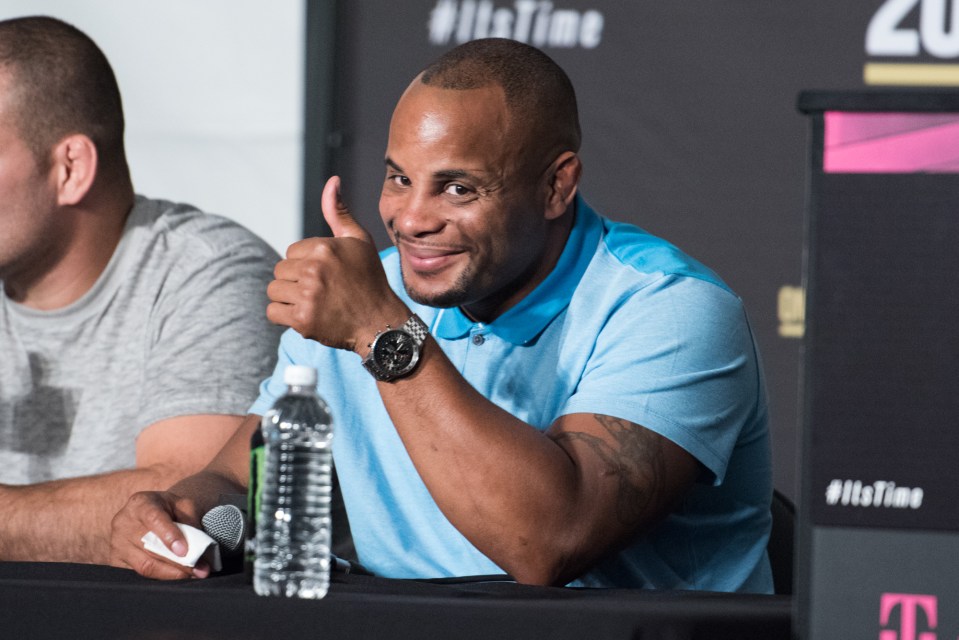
[253,365,334,598]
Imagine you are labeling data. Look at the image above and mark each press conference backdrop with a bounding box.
[797,91,959,640]
[5,1,955,501]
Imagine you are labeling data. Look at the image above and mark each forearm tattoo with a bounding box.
[552,415,668,526]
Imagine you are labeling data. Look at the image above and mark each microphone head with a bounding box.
[201,504,247,554]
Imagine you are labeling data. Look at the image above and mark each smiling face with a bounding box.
[379,80,564,322]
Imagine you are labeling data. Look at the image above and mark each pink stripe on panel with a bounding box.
[824,111,959,173]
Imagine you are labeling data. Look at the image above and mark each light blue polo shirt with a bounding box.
[250,196,773,593]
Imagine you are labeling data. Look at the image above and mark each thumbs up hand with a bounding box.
[318,175,373,243]
[266,176,410,353]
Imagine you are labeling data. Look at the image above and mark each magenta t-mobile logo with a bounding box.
[880,593,938,640]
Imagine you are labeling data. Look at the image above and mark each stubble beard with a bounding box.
[399,258,476,310]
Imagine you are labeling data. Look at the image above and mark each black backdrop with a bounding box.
[304,1,936,499]
[796,91,959,640]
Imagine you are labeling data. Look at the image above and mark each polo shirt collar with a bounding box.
[434,195,602,345]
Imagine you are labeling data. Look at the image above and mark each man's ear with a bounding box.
[544,151,582,220]
[52,134,98,206]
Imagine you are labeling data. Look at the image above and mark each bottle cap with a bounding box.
[283,364,317,387]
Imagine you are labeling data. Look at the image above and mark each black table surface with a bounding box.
[0,562,792,639]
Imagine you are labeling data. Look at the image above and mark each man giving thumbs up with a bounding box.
[110,38,773,593]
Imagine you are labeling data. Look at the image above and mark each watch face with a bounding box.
[373,329,416,373]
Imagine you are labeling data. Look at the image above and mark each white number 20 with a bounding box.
[867,0,959,58]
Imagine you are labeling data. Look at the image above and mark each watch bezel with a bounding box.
[361,315,428,382]
[371,328,419,377]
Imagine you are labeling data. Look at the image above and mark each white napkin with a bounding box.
[141,522,223,572]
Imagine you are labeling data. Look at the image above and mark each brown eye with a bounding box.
[444,183,470,197]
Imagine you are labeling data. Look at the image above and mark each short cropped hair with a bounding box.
[0,16,127,175]
[420,38,581,154]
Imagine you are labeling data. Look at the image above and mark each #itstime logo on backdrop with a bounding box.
[427,0,604,48]
[865,0,959,85]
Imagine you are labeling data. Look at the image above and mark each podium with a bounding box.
[798,90,959,640]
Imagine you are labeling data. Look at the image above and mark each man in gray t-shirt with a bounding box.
[0,17,282,563]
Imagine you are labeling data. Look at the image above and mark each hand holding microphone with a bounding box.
[109,490,211,580]
[200,502,371,575]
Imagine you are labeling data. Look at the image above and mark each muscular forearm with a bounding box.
[378,339,590,583]
[0,464,185,564]
[377,335,698,586]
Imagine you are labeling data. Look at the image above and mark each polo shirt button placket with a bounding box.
[471,333,485,346]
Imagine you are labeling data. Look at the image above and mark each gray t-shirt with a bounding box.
[0,196,283,483]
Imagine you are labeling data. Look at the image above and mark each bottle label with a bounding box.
[245,432,265,570]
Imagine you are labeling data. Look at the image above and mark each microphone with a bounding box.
[200,503,372,575]
[201,504,247,555]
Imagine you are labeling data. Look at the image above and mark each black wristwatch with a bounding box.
[361,315,429,382]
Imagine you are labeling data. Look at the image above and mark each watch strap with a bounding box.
[401,314,429,347]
